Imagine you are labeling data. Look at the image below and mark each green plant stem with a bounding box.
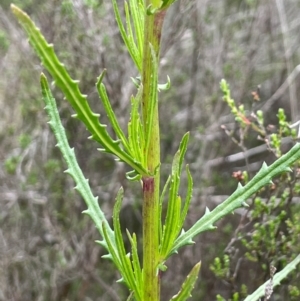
[141,6,166,301]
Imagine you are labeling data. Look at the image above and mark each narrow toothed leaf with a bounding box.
[158,76,171,91]
[178,133,189,172]
[101,254,113,260]
[170,262,201,301]
[126,231,143,300]
[204,207,210,215]
[11,4,148,177]
[116,277,126,283]
[128,84,144,165]
[126,171,142,181]
[244,255,300,301]
[160,195,181,256]
[39,74,115,249]
[124,2,139,63]
[112,188,140,296]
[170,142,300,256]
[129,0,144,59]
[160,133,191,258]
[111,0,142,71]
[102,221,122,269]
[159,175,171,240]
[144,44,158,160]
[178,165,193,230]
[237,182,243,190]
[96,70,131,153]
[96,240,108,248]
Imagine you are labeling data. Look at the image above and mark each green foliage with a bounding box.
[210,255,230,278]
[11,2,300,301]
[11,4,149,180]
[18,133,31,149]
[0,30,9,53]
[4,155,20,174]
[211,86,300,301]
[170,262,201,301]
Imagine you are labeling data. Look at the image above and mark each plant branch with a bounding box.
[141,4,166,301]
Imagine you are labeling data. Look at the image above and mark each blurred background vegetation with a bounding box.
[1,0,300,300]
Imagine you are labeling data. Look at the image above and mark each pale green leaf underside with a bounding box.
[170,142,300,256]
[170,262,201,301]
[40,73,114,248]
[244,254,300,301]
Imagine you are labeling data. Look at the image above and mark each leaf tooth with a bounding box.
[169,249,178,256]
[116,277,126,283]
[82,209,90,215]
[71,113,78,118]
[283,167,293,173]
[186,239,195,246]
[261,161,268,171]
[95,239,105,245]
[92,112,100,118]
[204,207,211,215]
[208,224,216,230]
[236,182,243,193]
[64,168,71,175]
[242,201,249,207]
[102,254,113,260]
[112,139,121,145]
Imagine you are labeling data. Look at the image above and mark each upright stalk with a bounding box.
[141,4,166,301]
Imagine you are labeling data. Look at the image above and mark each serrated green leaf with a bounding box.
[128,0,144,59]
[96,70,130,153]
[111,0,143,72]
[11,4,148,178]
[113,188,139,295]
[101,222,122,267]
[159,175,171,241]
[170,143,300,256]
[244,254,300,301]
[126,230,143,300]
[124,1,140,66]
[144,44,158,160]
[128,84,145,165]
[170,262,201,301]
[178,133,189,173]
[160,195,181,256]
[178,165,193,230]
[40,73,114,248]
[158,76,171,91]
[160,133,190,258]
